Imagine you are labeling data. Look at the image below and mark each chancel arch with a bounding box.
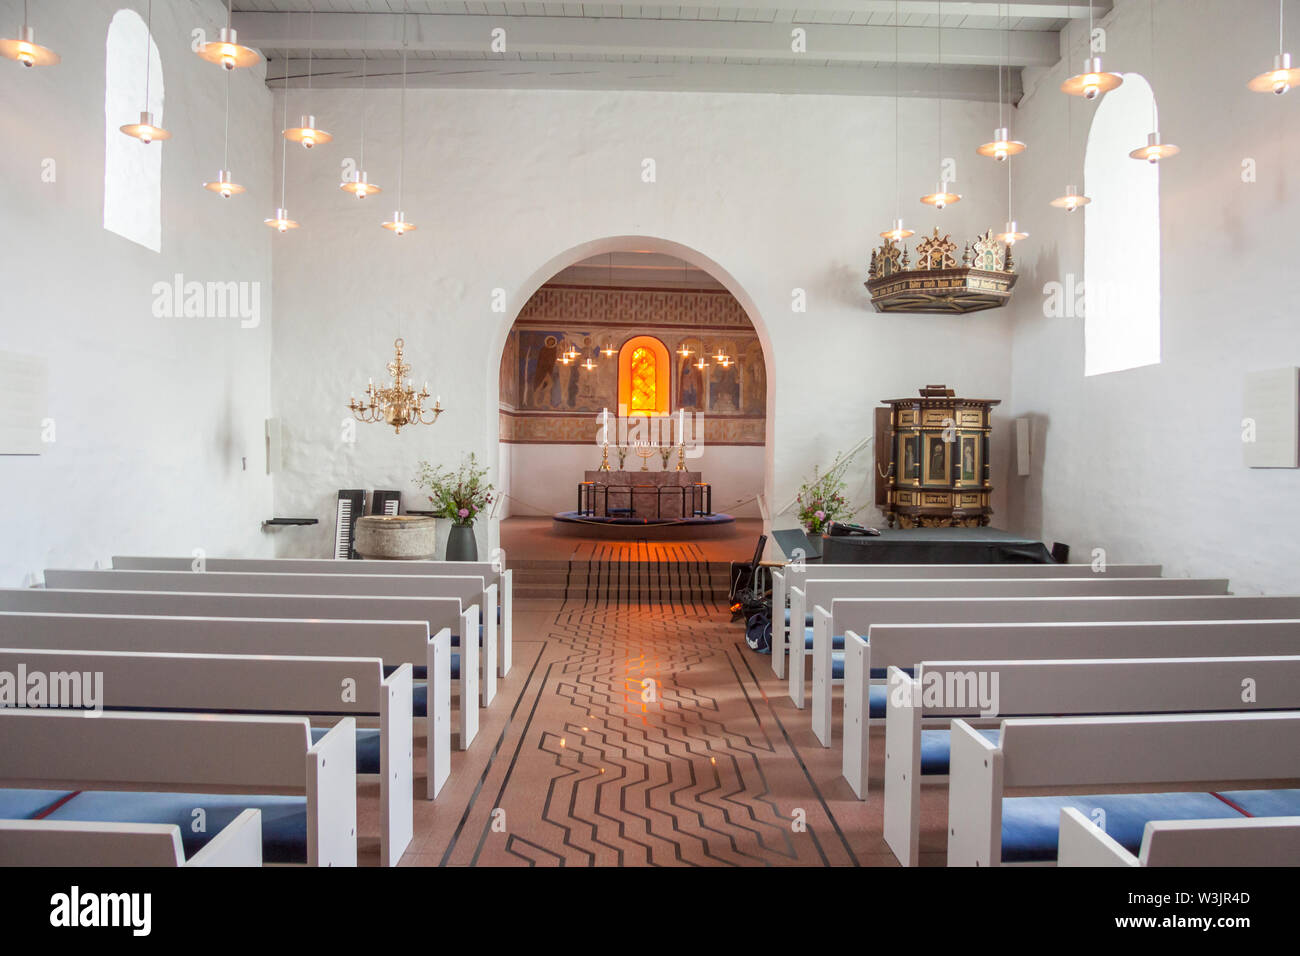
[495,244,772,523]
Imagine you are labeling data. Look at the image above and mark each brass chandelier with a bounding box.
[348,338,444,434]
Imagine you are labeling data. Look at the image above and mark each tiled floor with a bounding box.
[374,592,930,867]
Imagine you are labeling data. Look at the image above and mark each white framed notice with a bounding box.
[0,351,49,455]
[1243,367,1300,468]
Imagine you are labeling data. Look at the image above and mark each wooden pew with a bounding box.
[0,588,478,754]
[811,593,1300,748]
[947,711,1300,866]
[1058,808,1300,866]
[42,568,498,707]
[0,611,454,801]
[0,646,413,866]
[112,555,514,678]
[790,577,1231,714]
[0,710,356,867]
[883,653,1300,865]
[769,563,1162,678]
[0,811,263,867]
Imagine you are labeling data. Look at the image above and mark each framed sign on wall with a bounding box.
[0,351,49,456]
[1243,368,1300,469]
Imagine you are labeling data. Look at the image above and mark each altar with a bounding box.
[579,470,707,519]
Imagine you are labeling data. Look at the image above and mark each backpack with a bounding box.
[744,611,772,655]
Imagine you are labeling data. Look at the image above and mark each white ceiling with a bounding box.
[230,1,1105,99]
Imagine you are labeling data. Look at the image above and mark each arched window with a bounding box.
[1083,73,1160,376]
[104,8,164,252]
[618,336,670,416]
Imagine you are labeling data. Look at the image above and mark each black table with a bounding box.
[819,527,1053,565]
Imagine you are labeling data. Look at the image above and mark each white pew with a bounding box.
[813,593,1300,749]
[0,612,453,799]
[1058,808,1300,867]
[947,711,1300,867]
[769,562,1162,678]
[0,710,356,867]
[43,568,498,707]
[113,555,514,678]
[791,577,1230,713]
[849,619,1300,800]
[0,646,413,866]
[884,653,1300,865]
[0,811,263,867]
[0,588,478,754]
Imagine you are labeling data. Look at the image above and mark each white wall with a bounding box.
[270,86,1017,557]
[1006,0,1300,593]
[0,0,276,586]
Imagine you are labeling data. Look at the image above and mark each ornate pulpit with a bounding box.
[875,385,999,528]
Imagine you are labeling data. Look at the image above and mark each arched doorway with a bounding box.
[490,239,773,546]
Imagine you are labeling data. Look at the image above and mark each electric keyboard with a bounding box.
[334,489,366,559]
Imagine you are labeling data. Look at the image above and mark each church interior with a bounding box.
[1,0,1298,917]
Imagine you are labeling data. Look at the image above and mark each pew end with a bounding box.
[771,569,787,679]
[787,586,807,707]
[882,666,923,865]
[811,604,834,745]
[499,569,513,677]
[306,717,358,868]
[381,664,414,866]
[428,627,453,798]
[459,606,480,750]
[840,631,872,800]
[946,718,1003,868]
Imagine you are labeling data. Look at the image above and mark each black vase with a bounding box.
[446,524,478,561]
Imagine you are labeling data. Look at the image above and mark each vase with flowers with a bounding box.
[794,450,865,552]
[415,452,494,560]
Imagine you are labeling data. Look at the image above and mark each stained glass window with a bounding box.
[629,346,656,414]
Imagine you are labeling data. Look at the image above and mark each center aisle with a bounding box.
[410,592,899,867]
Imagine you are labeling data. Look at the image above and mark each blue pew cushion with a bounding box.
[1215,788,1300,817]
[919,729,1001,776]
[0,788,75,820]
[310,726,382,776]
[386,650,463,685]
[803,628,843,651]
[46,791,309,864]
[1000,792,1244,863]
[449,625,486,649]
[411,654,460,717]
[815,634,912,679]
[784,609,815,628]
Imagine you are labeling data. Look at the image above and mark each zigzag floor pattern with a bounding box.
[437,595,869,866]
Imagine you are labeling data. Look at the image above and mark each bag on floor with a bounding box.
[745,612,772,655]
